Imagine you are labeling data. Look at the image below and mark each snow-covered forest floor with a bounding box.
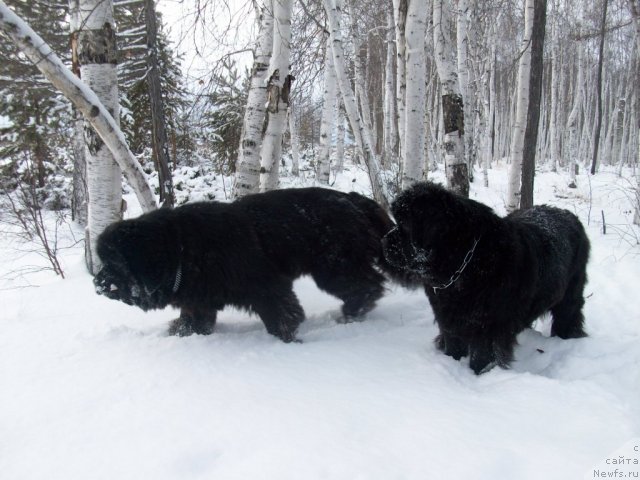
[1,161,639,479]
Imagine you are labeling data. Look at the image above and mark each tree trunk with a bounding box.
[457,0,473,181]
[233,1,273,198]
[393,0,408,163]
[259,0,293,192]
[506,0,534,212]
[317,39,338,184]
[590,0,608,175]
[520,0,546,210]
[383,9,398,167]
[433,0,468,197]
[401,0,427,188]
[566,20,584,189]
[145,0,174,207]
[76,0,124,273]
[324,0,388,208]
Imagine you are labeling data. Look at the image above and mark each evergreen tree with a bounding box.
[202,59,249,175]
[0,0,71,191]
[114,0,188,161]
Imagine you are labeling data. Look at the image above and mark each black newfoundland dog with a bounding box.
[94,187,395,342]
[382,182,590,374]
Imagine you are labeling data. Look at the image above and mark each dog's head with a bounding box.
[382,182,476,283]
[93,212,181,311]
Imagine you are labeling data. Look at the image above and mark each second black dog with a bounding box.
[382,182,590,374]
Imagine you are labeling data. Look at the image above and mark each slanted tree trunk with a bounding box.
[590,0,608,175]
[318,39,338,184]
[401,0,427,188]
[234,1,273,198]
[145,0,174,207]
[259,0,293,192]
[324,0,388,208]
[520,0,546,210]
[433,0,468,197]
[506,0,534,212]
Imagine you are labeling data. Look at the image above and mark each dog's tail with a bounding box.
[347,192,419,287]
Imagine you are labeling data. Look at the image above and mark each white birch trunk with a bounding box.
[324,0,388,208]
[401,0,427,188]
[548,20,559,171]
[566,27,584,188]
[317,41,338,184]
[456,0,472,175]
[383,9,398,167]
[433,0,468,196]
[259,0,293,192]
[234,1,273,198]
[506,0,534,212]
[393,0,407,161]
[78,0,123,273]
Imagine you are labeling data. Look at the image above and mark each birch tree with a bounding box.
[317,39,338,184]
[234,1,273,198]
[566,19,584,188]
[433,0,469,197]
[324,0,388,208]
[259,0,293,192]
[392,0,407,164]
[401,0,428,188]
[590,0,608,175]
[506,0,534,212]
[383,9,398,167]
[519,0,546,210]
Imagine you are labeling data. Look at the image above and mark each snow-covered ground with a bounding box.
[1,162,639,480]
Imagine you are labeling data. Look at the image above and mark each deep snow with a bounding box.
[1,162,639,480]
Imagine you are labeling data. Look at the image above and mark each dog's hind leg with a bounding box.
[252,280,305,343]
[169,307,218,336]
[550,271,588,339]
[311,267,385,322]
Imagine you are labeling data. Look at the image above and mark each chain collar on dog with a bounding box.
[432,236,481,293]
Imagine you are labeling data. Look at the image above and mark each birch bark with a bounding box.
[259,0,293,192]
[233,1,273,198]
[433,0,469,196]
[318,40,338,184]
[506,0,534,212]
[401,0,427,188]
[566,23,584,188]
[324,0,388,208]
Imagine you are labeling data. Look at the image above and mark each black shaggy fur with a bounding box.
[382,182,590,374]
[94,187,396,342]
